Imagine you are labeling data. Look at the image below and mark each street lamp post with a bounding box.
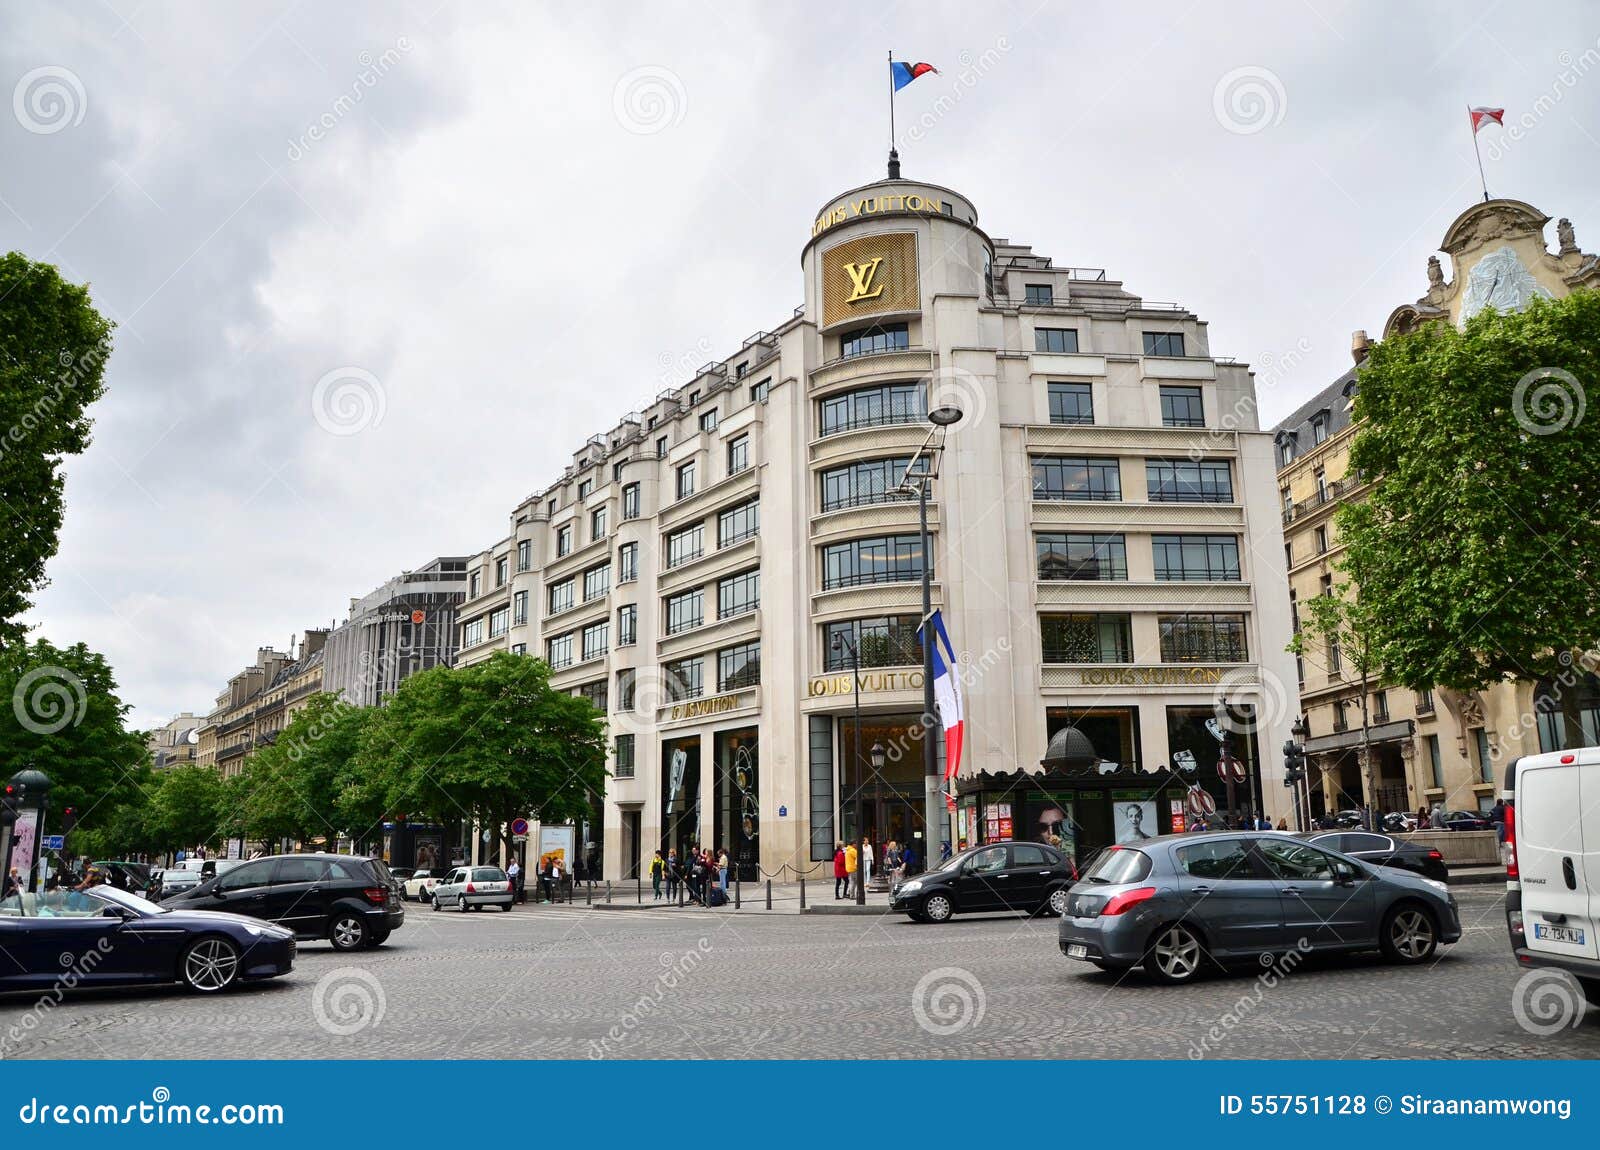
[1291,714,1311,830]
[830,630,866,905]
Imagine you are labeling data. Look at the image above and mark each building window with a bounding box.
[513,590,528,625]
[1142,330,1186,357]
[581,621,609,661]
[820,458,909,511]
[1031,456,1121,501]
[1475,728,1494,783]
[1333,699,1349,732]
[1152,534,1241,581]
[823,616,923,671]
[583,562,610,601]
[1045,381,1093,424]
[1035,533,1127,581]
[665,523,704,568]
[717,569,760,619]
[469,570,482,598]
[547,633,574,669]
[495,557,508,587]
[1373,689,1390,722]
[656,436,669,458]
[578,680,608,712]
[1328,638,1342,675]
[1312,415,1329,445]
[819,382,926,437]
[840,323,909,360]
[1427,734,1443,788]
[462,617,485,648]
[574,480,590,501]
[1159,385,1204,428]
[1040,614,1133,664]
[511,643,527,656]
[1024,283,1055,305]
[718,641,761,691]
[590,506,607,541]
[1320,573,1333,597]
[617,604,637,646]
[1416,688,1434,715]
[699,409,719,433]
[718,498,760,547]
[664,657,703,701]
[1315,468,1328,502]
[665,589,704,635]
[547,579,575,615]
[727,434,749,476]
[613,460,625,482]
[1034,327,1079,354]
[517,539,531,571]
[617,668,636,711]
[1314,525,1329,554]
[735,362,747,379]
[547,499,556,516]
[614,734,636,779]
[556,524,573,557]
[622,483,641,520]
[821,534,925,590]
[1158,613,1248,662]
[676,461,696,500]
[1280,439,1297,466]
[751,378,771,404]
[1146,459,1233,503]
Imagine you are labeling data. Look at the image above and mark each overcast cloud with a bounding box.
[3,1,1597,729]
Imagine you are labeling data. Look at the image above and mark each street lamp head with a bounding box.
[928,406,963,427]
[870,742,886,771]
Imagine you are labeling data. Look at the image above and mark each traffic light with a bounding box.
[1283,739,1307,786]
[0,784,16,827]
[61,807,77,835]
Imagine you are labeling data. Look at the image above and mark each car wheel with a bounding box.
[1577,977,1600,1009]
[431,895,441,911]
[1380,903,1438,964]
[1046,887,1070,917]
[180,936,241,994]
[501,901,513,912]
[923,894,954,923]
[457,894,469,913]
[1145,923,1204,984]
[329,912,369,952]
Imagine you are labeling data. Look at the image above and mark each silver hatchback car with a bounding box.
[1058,831,1461,984]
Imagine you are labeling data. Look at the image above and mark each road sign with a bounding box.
[42,835,64,851]
[778,805,788,818]
[1185,786,1217,819]
[510,817,530,836]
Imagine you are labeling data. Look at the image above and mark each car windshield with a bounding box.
[93,885,167,914]
[1081,846,1153,885]
[472,868,506,881]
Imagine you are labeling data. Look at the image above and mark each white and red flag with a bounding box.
[1469,106,1505,132]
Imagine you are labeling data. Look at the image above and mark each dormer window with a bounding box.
[1025,284,1054,305]
[1312,412,1330,445]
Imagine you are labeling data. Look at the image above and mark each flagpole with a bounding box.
[1469,104,1490,203]
[888,49,895,150]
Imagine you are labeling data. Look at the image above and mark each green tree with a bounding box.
[0,253,115,649]
[234,695,378,849]
[0,639,150,844]
[363,653,606,850]
[144,764,228,853]
[1339,290,1600,744]
[1290,581,1381,817]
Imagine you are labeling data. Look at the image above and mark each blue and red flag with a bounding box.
[920,608,965,806]
[891,60,939,91]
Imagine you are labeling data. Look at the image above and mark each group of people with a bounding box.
[649,845,731,906]
[831,837,917,898]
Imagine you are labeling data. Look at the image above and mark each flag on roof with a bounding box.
[1469,106,1505,132]
[891,60,939,91]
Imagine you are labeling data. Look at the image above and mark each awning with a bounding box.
[1305,718,1415,755]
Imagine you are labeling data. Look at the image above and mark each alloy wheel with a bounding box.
[331,916,366,950]
[924,895,953,923]
[1389,909,1435,960]
[457,895,468,913]
[182,938,240,992]
[1048,888,1069,917]
[1151,925,1201,981]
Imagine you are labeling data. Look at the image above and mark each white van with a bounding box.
[1505,747,1600,1004]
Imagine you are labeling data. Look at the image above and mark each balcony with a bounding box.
[809,347,934,392]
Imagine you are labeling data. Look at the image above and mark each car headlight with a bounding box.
[899,880,923,895]
[242,923,266,937]
[1423,878,1449,895]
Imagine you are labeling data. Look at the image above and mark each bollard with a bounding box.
[800,875,806,910]
[637,876,642,904]
[734,874,740,910]
[679,878,685,908]
[606,880,612,904]
[765,878,772,910]
[585,880,592,905]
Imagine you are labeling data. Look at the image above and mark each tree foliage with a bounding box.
[235,694,379,848]
[1340,290,1600,696]
[0,253,114,649]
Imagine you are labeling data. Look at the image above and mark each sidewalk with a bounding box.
[575,877,895,915]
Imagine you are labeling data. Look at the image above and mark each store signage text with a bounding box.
[807,670,925,697]
[664,694,739,721]
[1078,667,1228,686]
[811,194,944,238]
[843,258,885,303]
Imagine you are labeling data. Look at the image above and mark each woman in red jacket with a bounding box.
[833,843,847,900]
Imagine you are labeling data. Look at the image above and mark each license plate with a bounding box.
[1534,923,1587,946]
[1066,943,1089,959]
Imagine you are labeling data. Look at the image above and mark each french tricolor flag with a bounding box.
[922,609,964,794]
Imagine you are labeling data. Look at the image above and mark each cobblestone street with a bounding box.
[6,888,1599,1060]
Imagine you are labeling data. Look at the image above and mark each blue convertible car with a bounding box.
[0,884,296,994]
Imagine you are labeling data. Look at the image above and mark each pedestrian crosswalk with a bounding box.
[419,905,699,924]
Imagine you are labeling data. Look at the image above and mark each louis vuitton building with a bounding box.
[455,171,1298,881]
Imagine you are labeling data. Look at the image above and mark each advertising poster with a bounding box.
[1111,792,1156,843]
[1035,799,1074,854]
[9,809,38,881]
[538,825,574,871]
[412,833,442,871]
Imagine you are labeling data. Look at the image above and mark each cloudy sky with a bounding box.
[4,1,1597,729]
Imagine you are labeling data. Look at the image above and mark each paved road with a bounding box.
[6,888,1598,1059]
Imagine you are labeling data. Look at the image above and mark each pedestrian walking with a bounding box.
[539,856,555,903]
[861,838,875,888]
[717,847,729,892]
[507,858,523,903]
[902,842,917,875]
[1429,804,1446,830]
[665,848,681,902]
[650,850,665,900]
[1490,798,1508,842]
[843,840,858,898]
[1276,816,1288,830]
[833,843,847,899]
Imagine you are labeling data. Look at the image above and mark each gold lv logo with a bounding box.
[842,258,886,303]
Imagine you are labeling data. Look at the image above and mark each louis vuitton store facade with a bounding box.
[457,171,1300,881]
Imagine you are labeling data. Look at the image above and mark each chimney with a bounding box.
[1350,329,1370,365]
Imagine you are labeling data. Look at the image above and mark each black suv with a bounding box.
[163,853,404,951]
[890,842,1079,923]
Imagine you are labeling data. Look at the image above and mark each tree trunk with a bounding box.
[1358,667,1374,831]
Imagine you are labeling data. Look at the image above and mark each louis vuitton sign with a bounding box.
[820,232,919,328]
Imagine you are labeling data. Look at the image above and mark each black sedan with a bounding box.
[1445,810,1493,831]
[1307,831,1449,882]
[0,885,295,995]
[891,841,1078,923]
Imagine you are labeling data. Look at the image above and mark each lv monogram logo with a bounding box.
[842,257,886,303]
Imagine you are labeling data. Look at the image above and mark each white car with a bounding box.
[403,868,446,902]
[431,866,513,912]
